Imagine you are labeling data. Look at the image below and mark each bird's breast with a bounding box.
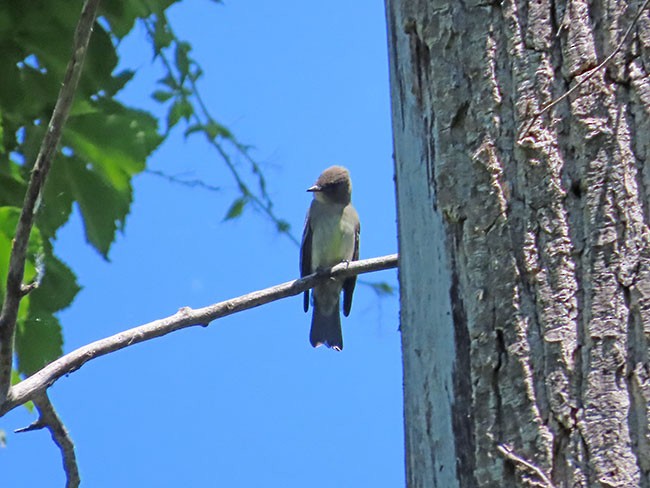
[310,208,356,271]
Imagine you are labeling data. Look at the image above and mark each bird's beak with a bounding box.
[307,185,321,192]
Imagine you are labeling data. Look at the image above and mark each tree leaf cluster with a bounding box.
[0,0,174,379]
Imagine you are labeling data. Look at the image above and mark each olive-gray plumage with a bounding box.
[300,166,360,351]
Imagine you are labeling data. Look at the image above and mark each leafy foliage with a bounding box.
[0,0,294,386]
[367,281,395,296]
[224,197,248,221]
[142,15,298,244]
[0,0,173,380]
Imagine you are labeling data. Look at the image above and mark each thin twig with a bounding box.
[520,0,650,137]
[15,393,79,487]
[1,253,398,415]
[30,392,79,488]
[0,0,102,405]
[19,282,39,297]
[497,444,555,488]
[14,419,46,434]
[145,168,222,192]
[142,19,300,246]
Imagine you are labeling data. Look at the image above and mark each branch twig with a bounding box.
[142,18,300,246]
[145,168,222,192]
[1,253,398,415]
[15,392,80,488]
[497,444,555,488]
[0,0,101,404]
[519,0,650,137]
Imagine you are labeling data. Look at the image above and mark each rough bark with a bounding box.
[386,0,650,486]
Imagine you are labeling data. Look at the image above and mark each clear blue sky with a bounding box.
[3,1,402,486]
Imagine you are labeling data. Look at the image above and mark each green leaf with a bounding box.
[0,214,73,385]
[101,0,178,39]
[101,0,176,38]
[152,90,173,103]
[167,100,183,130]
[183,123,203,138]
[152,13,174,55]
[167,98,193,131]
[5,66,60,122]
[205,121,232,140]
[0,213,12,299]
[189,65,203,82]
[0,159,26,208]
[37,155,74,239]
[224,197,247,221]
[79,23,118,98]
[0,0,185,394]
[69,98,100,117]
[20,124,47,169]
[16,3,80,80]
[100,0,148,39]
[276,220,291,233]
[104,69,135,97]
[30,251,80,314]
[58,156,126,258]
[0,110,4,155]
[174,41,191,79]
[15,312,63,377]
[65,101,162,173]
[0,206,43,295]
[158,73,178,90]
[146,0,178,15]
[183,120,232,140]
[368,281,396,296]
[61,101,162,257]
[0,207,48,377]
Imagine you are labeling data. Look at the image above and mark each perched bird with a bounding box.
[300,166,360,351]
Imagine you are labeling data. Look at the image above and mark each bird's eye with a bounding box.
[324,181,342,190]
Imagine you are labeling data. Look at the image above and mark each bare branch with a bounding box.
[497,444,555,488]
[16,393,80,488]
[19,282,39,298]
[1,253,398,415]
[0,0,102,404]
[519,0,650,138]
[145,168,222,192]
[14,419,46,434]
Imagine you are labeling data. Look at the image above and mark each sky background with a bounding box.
[2,1,402,486]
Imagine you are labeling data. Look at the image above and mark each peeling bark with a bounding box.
[386,0,650,486]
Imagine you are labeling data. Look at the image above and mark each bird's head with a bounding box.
[307,166,352,205]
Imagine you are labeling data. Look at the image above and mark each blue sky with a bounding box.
[2,1,402,486]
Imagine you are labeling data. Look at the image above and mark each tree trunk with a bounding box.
[386,0,650,486]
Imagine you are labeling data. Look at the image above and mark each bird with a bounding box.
[300,166,360,351]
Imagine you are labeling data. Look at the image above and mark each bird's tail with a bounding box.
[310,305,343,351]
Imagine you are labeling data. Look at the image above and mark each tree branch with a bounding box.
[1,253,398,415]
[542,0,648,114]
[142,18,300,246]
[497,444,555,488]
[145,168,222,192]
[519,0,650,139]
[15,392,80,488]
[0,0,101,404]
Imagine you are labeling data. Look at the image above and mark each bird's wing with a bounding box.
[343,214,360,317]
[300,208,313,313]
